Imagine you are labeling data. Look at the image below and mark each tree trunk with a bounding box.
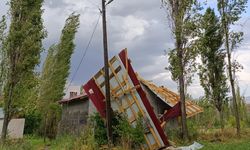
[221,0,240,136]
[178,50,188,140]
[172,0,189,140]
[219,109,224,131]
[1,82,13,141]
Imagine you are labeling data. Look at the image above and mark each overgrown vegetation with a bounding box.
[90,112,145,149]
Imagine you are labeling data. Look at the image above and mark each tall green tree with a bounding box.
[38,13,80,138]
[217,0,248,135]
[39,13,80,106]
[1,0,46,140]
[162,0,201,139]
[198,8,228,130]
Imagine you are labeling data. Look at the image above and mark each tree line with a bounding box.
[0,0,80,141]
[162,0,248,140]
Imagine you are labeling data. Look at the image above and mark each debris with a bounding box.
[178,142,204,150]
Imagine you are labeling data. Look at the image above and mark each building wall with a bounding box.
[88,99,97,116]
[141,84,171,117]
[58,99,89,135]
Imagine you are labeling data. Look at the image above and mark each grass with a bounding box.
[168,128,250,150]
[199,128,250,150]
[201,138,250,150]
[0,128,250,150]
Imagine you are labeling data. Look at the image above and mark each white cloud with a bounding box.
[122,15,149,40]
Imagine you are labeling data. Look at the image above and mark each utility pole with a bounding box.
[101,0,113,146]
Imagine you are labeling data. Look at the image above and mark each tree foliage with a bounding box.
[163,0,201,85]
[39,13,80,105]
[198,8,228,129]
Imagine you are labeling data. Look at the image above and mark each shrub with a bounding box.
[114,113,145,149]
[90,112,145,149]
[24,110,42,134]
[39,103,62,139]
[89,113,108,145]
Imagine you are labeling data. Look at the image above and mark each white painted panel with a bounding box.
[0,118,25,139]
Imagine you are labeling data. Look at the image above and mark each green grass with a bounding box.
[0,130,250,150]
[201,138,250,150]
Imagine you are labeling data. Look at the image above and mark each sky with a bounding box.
[0,0,250,100]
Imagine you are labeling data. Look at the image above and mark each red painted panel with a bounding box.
[118,49,170,146]
[83,78,106,118]
[160,102,181,123]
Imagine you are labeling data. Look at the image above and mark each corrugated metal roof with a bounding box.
[59,94,88,104]
[139,77,203,118]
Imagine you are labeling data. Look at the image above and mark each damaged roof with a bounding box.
[139,77,203,118]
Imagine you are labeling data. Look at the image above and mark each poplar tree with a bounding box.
[1,0,46,140]
[162,0,201,139]
[199,8,228,130]
[39,13,80,105]
[38,13,80,138]
[217,0,248,135]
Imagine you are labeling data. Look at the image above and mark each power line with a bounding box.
[66,13,101,92]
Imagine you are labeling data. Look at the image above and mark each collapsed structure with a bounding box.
[59,49,203,149]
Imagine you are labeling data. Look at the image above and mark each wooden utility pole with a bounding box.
[101,0,113,145]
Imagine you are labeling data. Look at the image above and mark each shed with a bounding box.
[58,93,96,135]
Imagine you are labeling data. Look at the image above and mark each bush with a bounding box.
[24,111,42,134]
[89,113,108,145]
[114,113,145,149]
[39,103,62,139]
[90,112,145,149]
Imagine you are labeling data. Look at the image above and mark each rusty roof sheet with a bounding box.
[139,77,203,118]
